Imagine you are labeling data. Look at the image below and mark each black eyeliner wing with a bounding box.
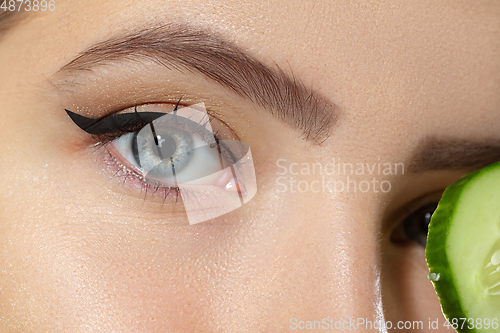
[65,109,166,135]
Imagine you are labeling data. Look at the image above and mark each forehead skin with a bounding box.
[0,0,499,332]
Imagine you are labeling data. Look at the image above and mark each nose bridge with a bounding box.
[270,158,387,329]
[319,206,385,331]
[260,214,385,332]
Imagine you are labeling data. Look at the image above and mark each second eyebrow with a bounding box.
[409,138,500,173]
[57,23,338,144]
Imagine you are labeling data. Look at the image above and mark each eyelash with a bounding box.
[101,143,183,203]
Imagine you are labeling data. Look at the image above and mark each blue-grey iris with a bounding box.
[133,126,194,180]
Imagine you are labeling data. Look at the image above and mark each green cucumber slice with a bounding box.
[426,161,500,332]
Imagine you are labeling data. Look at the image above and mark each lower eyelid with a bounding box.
[102,138,244,198]
[106,140,244,192]
[99,142,185,205]
[97,141,255,226]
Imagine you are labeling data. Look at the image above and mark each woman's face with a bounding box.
[0,0,499,331]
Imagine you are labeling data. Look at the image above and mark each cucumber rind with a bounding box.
[425,163,500,333]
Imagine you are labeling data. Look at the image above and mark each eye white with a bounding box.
[111,133,140,169]
[110,125,227,186]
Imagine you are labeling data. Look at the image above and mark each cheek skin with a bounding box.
[382,242,447,332]
[0,190,379,331]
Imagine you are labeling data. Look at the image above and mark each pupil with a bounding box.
[403,201,439,246]
[419,203,438,235]
[153,134,177,160]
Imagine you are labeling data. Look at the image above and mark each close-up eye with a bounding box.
[401,201,438,247]
[399,201,439,247]
[66,102,257,224]
[390,195,441,247]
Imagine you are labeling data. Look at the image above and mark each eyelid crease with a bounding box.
[68,105,250,172]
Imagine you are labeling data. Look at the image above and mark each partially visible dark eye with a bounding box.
[400,202,439,247]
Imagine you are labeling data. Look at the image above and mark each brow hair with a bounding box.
[409,137,500,173]
[0,10,27,40]
[0,10,19,35]
[59,24,338,143]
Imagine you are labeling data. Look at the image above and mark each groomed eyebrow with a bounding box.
[57,24,338,143]
[409,138,500,173]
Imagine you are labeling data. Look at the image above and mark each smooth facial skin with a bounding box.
[0,0,499,332]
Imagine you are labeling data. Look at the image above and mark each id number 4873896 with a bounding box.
[1,0,55,11]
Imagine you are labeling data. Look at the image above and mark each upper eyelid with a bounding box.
[382,188,444,233]
[66,103,248,168]
[65,109,167,135]
[65,107,224,147]
[395,190,444,225]
[65,97,189,135]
